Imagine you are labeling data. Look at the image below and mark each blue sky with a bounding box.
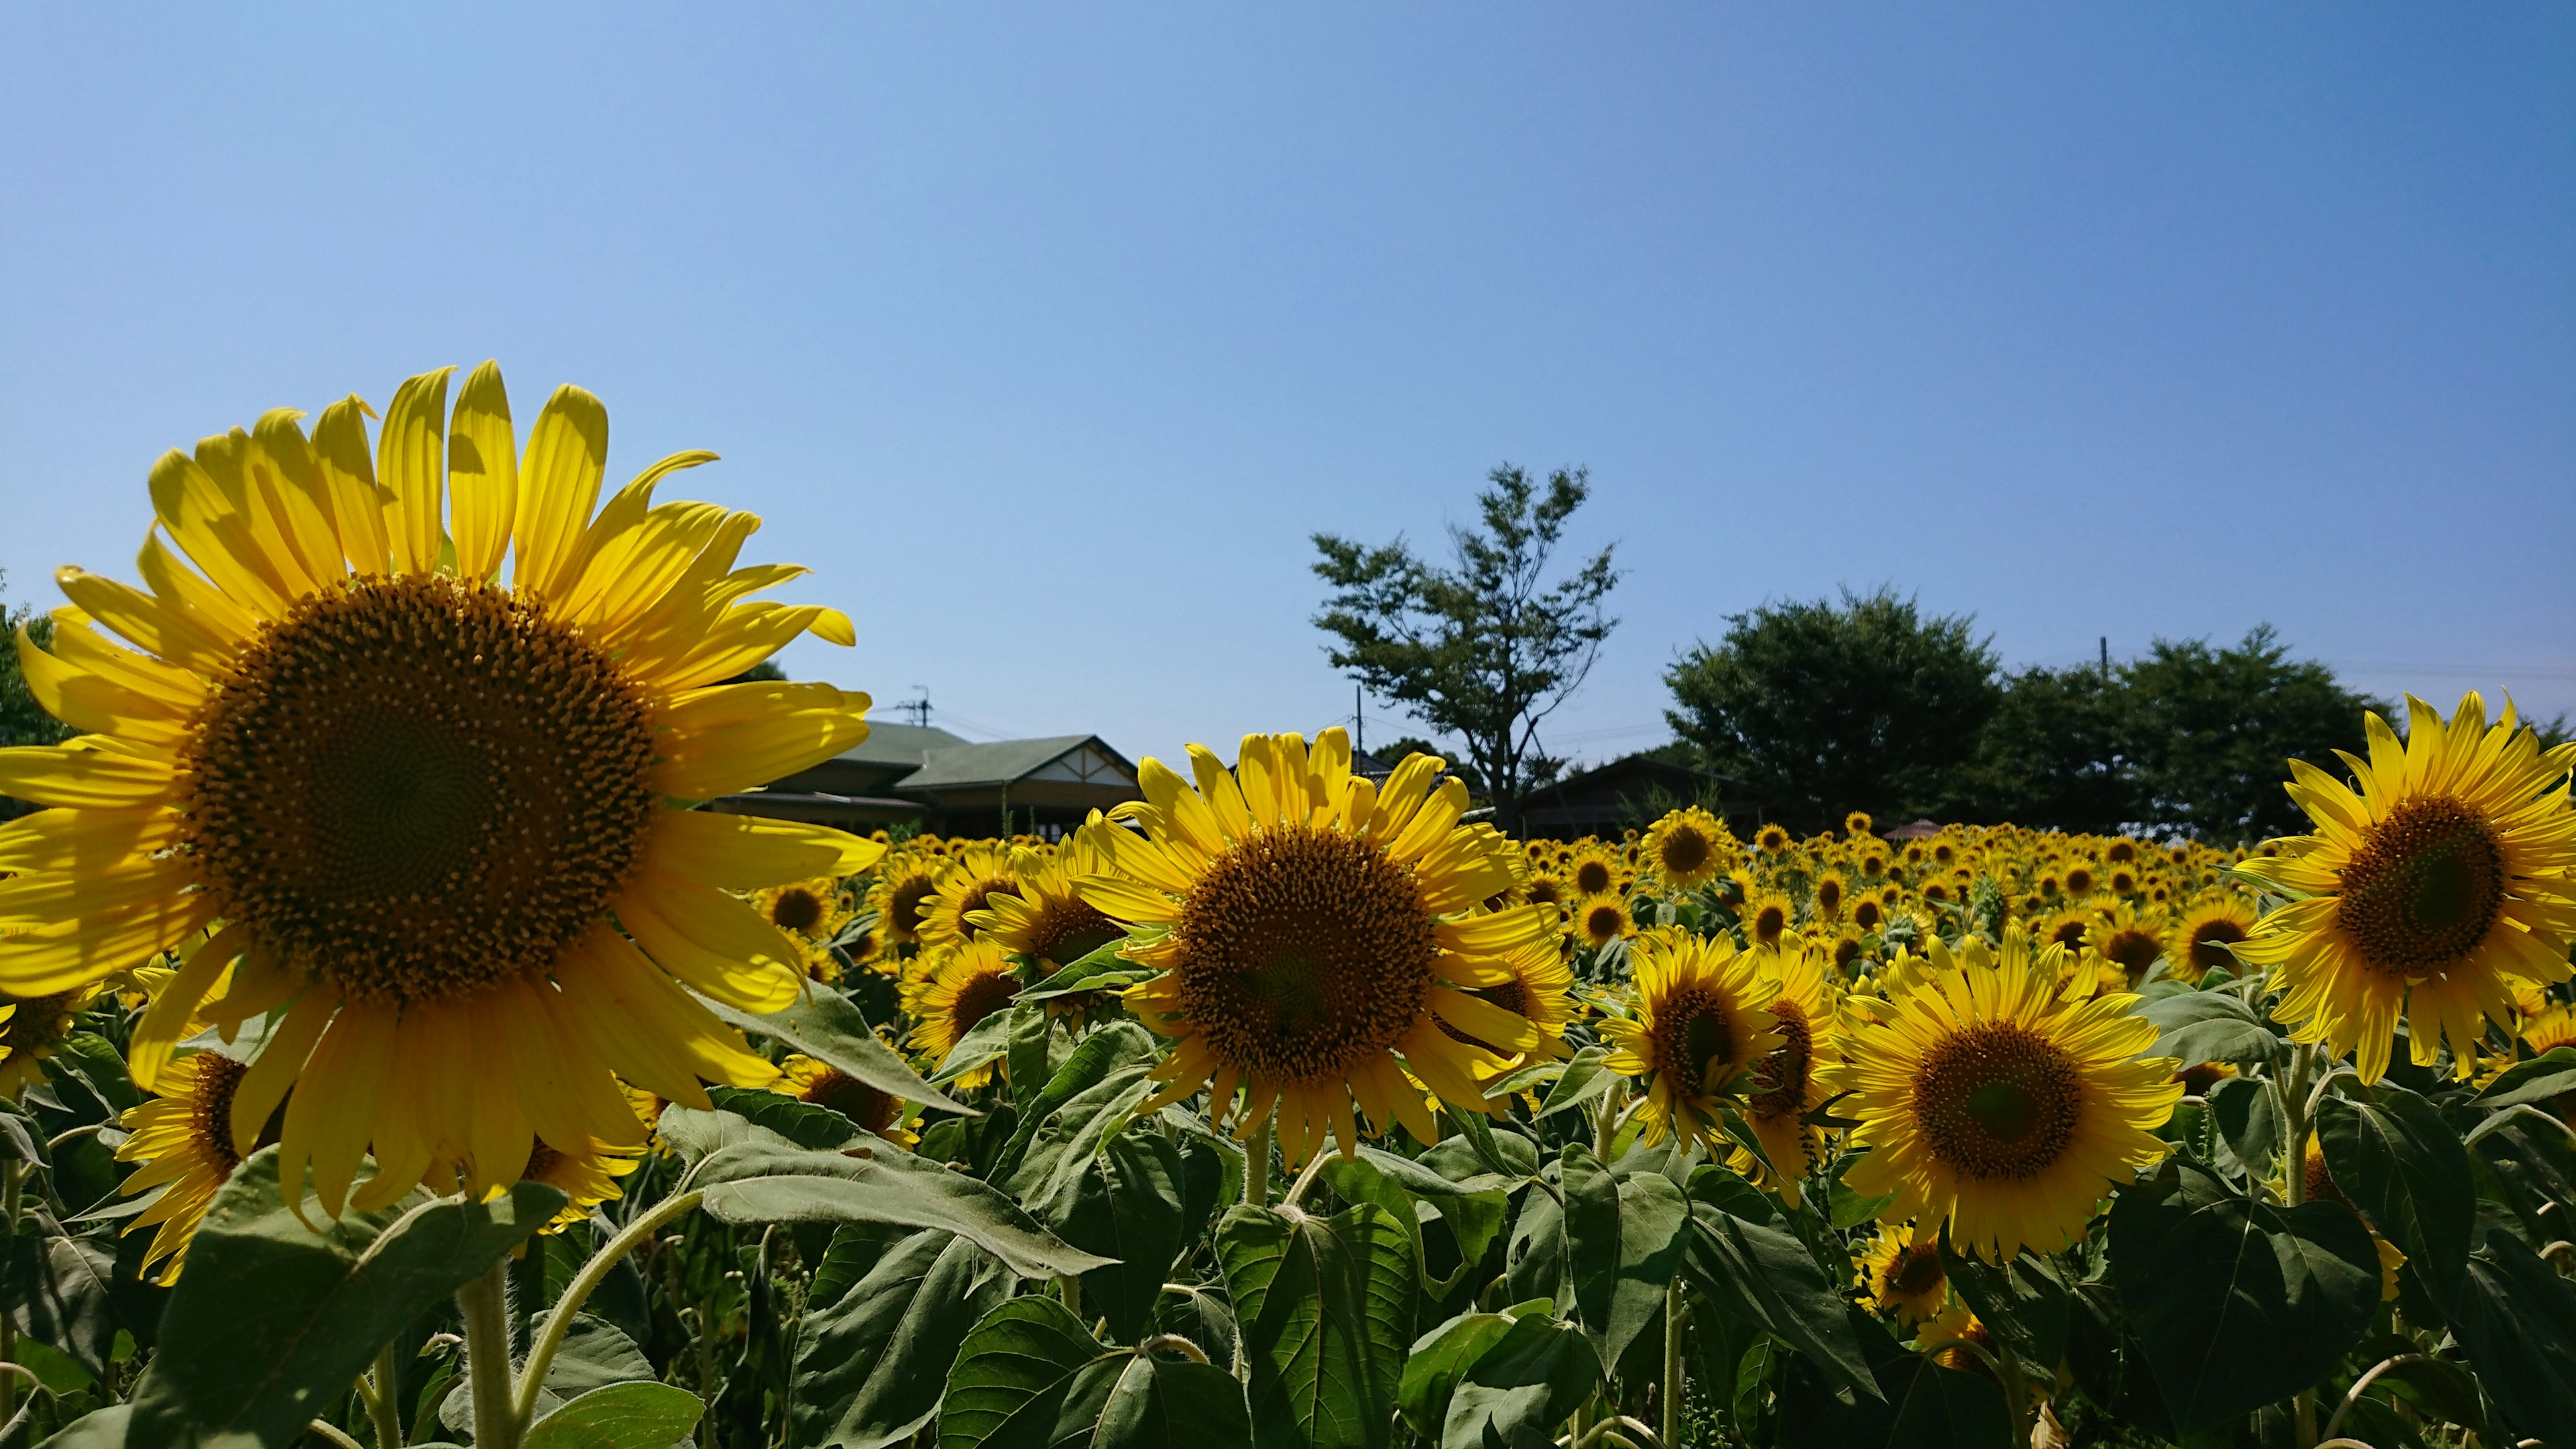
[5,5,2571,772]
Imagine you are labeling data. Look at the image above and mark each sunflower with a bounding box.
[1851,896,1886,936]
[1436,933,1577,1071]
[116,1050,271,1283]
[1079,731,1560,1165]
[1733,940,1840,1204]
[1845,811,1875,839]
[0,983,103,1097]
[1572,893,1638,950]
[1742,891,1795,950]
[1566,845,1622,900]
[865,851,946,947]
[1855,1220,1948,1327]
[751,875,852,981]
[2086,902,2168,987]
[521,1137,641,1235]
[915,846,1022,957]
[2061,863,2098,899]
[1754,824,1792,854]
[903,938,1024,1088]
[1856,847,1890,881]
[2166,896,2257,984]
[1829,928,2184,1260]
[1524,869,1572,910]
[1644,808,1735,890]
[0,363,881,1214]
[2236,694,2576,1083]
[1811,870,1850,923]
[1828,929,1868,975]
[2037,906,2094,956]
[770,1052,917,1148]
[968,822,1126,972]
[1600,929,1780,1151]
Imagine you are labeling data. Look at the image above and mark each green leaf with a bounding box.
[2470,1046,2576,1109]
[706,1085,862,1149]
[791,1230,1011,1449]
[698,984,973,1115]
[1778,1308,2010,1449]
[1682,1180,1875,1401]
[5,1210,156,1383]
[2106,1159,2379,1434]
[1532,1046,1619,1119]
[2447,1227,2576,1447]
[2315,1084,2474,1311]
[1560,1148,1688,1368]
[1014,934,1147,1003]
[1153,1283,1240,1375]
[937,1297,1123,1449]
[996,1022,1161,1188]
[1093,1351,1252,1448]
[1558,1146,1621,1346]
[1008,1005,1057,1110]
[1216,1203,1415,1449]
[123,1148,561,1449]
[1397,1307,1530,1437]
[2136,990,2279,1069]
[1439,1310,1600,1449]
[544,1316,657,1398]
[523,1383,706,1449]
[655,1102,829,1164]
[49,1033,142,1114]
[692,1139,1114,1279]
[1826,1163,1896,1231]
[2206,1074,2281,1179]
[1936,1246,2069,1379]
[932,1006,1023,1087]
[1032,1130,1192,1343]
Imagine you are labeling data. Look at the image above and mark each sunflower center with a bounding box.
[799,1067,901,1134]
[1816,879,1843,914]
[1526,879,1564,906]
[178,576,659,1005]
[885,875,940,939]
[1026,896,1123,966]
[2188,919,2248,975]
[0,990,80,1061]
[1573,860,1615,896]
[951,877,1018,941]
[1752,1000,1813,1120]
[1752,904,1788,944]
[1173,825,1436,1085]
[190,1053,252,1177]
[2101,928,2162,982]
[951,970,1022,1036]
[1580,902,1627,943]
[1854,900,1884,932]
[2064,867,2094,896]
[2049,919,2089,951]
[1913,1022,2082,1180]
[769,887,827,934]
[1659,828,1711,877]
[2336,795,2507,973]
[1886,1242,1945,1296]
[1651,985,1742,1095]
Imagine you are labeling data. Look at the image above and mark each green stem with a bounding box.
[307,1419,366,1449]
[1059,1274,1082,1320]
[363,1340,403,1449]
[457,1257,520,1449]
[1595,1081,1626,1165]
[1,1160,20,1422]
[1243,1114,1273,1209]
[1281,1150,1330,1210]
[2275,1042,2319,1448]
[1660,1277,1685,1449]
[513,1189,704,1437]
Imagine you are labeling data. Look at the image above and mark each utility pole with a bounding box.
[1355,683,1364,758]
[2099,637,2110,680]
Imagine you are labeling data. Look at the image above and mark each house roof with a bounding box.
[837,722,973,768]
[897,735,1139,792]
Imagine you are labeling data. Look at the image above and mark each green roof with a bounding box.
[900,735,1120,791]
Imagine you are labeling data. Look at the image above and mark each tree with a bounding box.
[1945,663,2136,834]
[1663,588,2000,831]
[2118,625,2381,843]
[1,572,76,822]
[1312,464,1619,833]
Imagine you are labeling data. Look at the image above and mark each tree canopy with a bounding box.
[1312,464,1619,832]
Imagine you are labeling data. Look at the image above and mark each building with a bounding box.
[708,722,1144,838]
[1517,753,1758,840]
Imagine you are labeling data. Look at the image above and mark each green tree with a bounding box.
[2118,625,2381,843]
[1,572,76,822]
[1946,663,2137,834]
[1662,587,2000,831]
[1313,464,1619,833]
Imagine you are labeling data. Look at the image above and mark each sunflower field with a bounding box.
[1,368,2574,1449]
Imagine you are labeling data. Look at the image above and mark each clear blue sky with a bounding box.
[5,5,2571,771]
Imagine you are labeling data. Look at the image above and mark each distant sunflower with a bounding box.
[1812,870,1850,923]
[2086,902,2167,987]
[903,938,1024,1088]
[751,875,851,981]
[1734,940,1840,1204]
[1743,891,1796,950]
[1856,1220,1948,1327]
[2166,896,2257,984]
[1572,893,1638,950]
[866,851,946,947]
[1081,731,1560,1165]
[1601,930,1779,1151]
[1436,934,1576,1069]
[1567,845,1622,899]
[0,983,103,1097]
[2237,694,2576,1083]
[1829,930,2183,1260]
[116,1051,270,1283]
[1644,808,1735,890]
[521,1137,641,1235]
[2061,863,2098,899]
[1845,812,1875,839]
[2037,906,2094,956]
[771,1052,918,1148]
[916,846,1022,957]
[1524,870,1572,910]
[1856,847,1890,881]
[1754,824,1792,854]
[0,363,878,1214]
[1851,896,1886,935]
[968,822,1126,971]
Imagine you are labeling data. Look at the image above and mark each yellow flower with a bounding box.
[866,851,946,947]
[1811,869,1851,924]
[0,983,103,1097]
[2237,694,2576,1083]
[968,820,1127,972]
[902,938,1024,1089]
[750,876,852,981]
[2165,894,2257,985]
[771,1052,918,1148]
[1571,893,1638,950]
[1845,811,1876,839]
[116,1050,268,1283]
[2085,900,2168,987]
[916,846,1022,957]
[1732,939,1842,1205]
[1643,807,1737,890]
[1080,731,1560,1166]
[521,1137,642,1235]
[0,363,883,1214]
[1855,1220,1948,1327]
[1741,890,1796,951]
[1754,823,1792,854]
[1600,929,1780,1152]
[1829,928,2183,1260]
[1566,845,1622,899]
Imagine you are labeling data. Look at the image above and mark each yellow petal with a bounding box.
[446,361,518,582]
[311,396,393,576]
[0,739,176,809]
[653,682,873,801]
[615,871,806,1012]
[377,367,453,576]
[645,809,885,890]
[13,625,187,745]
[512,384,612,599]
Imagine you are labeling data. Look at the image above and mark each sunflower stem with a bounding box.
[1595,1080,1626,1165]
[1659,1275,1685,1449]
[1244,1114,1273,1208]
[365,1340,405,1449]
[513,1189,704,1438]
[1282,1150,1330,1210]
[458,1256,521,1449]
[2275,1042,2319,1449]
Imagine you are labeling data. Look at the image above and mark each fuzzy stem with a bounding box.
[1660,1277,1685,1449]
[1243,1114,1273,1208]
[364,1340,404,1449]
[307,1419,366,1449]
[2275,1042,2320,1448]
[513,1189,704,1436]
[456,1258,520,1449]
[1282,1150,1331,1210]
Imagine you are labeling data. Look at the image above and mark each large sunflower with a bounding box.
[116,1049,270,1283]
[1600,929,1780,1152]
[1643,807,1736,891]
[2236,694,2576,1083]
[1079,731,1559,1165]
[1829,928,2182,1260]
[0,364,882,1214]
[1733,939,1841,1204]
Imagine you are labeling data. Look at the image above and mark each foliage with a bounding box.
[1,574,76,822]
[1664,587,2000,832]
[1312,464,1619,833]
